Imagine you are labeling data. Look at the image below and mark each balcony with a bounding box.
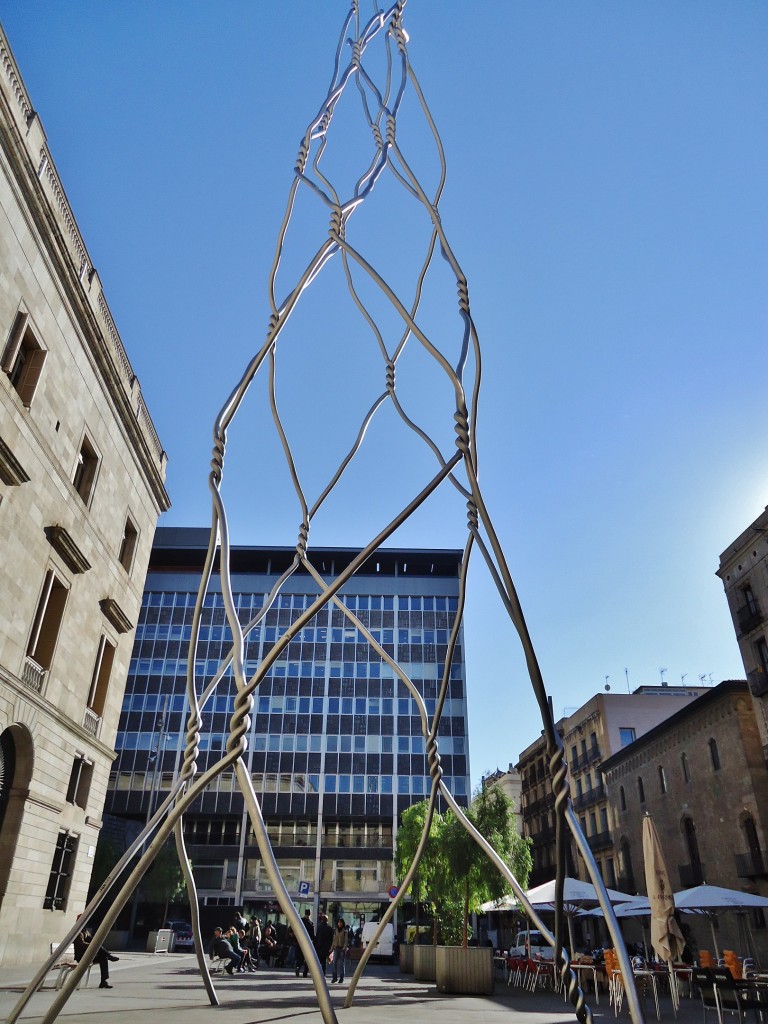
[678,862,706,887]
[22,656,46,693]
[82,707,102,738]
[571,744,602,772]
[735,849,768,879]
[737,602,763,636]
[573,784,606,812]
[586,829,614,853]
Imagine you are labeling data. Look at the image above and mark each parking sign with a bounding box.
[298,880,311,897]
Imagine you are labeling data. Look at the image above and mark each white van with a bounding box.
[361,920,395,963]
[509,929,554,960]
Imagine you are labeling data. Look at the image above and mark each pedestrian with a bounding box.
[330,917,349,984]
[73,918,119,989]
[295,908,315,977]
[314,912,333,977]
[237,929,258,971]
[209,927,242,975]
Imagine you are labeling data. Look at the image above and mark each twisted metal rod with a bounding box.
[14,5,644,1024]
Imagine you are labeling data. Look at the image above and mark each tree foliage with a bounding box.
[395,787,531,947]
[140,842,187,925]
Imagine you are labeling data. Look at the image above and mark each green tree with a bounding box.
[442,786,531,947]
[395,789,531,948]
[139,842,187,926]
[394,800,444,942]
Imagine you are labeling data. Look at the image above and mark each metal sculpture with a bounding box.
[8,3,644,1023]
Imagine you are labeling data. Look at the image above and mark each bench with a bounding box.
[43,944,92,990]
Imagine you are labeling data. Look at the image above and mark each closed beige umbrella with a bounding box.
[643,813,685,1013]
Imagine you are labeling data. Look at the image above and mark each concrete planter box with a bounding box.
[435,946,494,995]
[399,943,415,973]
[413,943,437,981]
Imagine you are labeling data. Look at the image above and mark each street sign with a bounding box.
[298,880,311,897]
[388,885,399,899]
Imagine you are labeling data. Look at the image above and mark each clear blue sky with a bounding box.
[3,2,766,785]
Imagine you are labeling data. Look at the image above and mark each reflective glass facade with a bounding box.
[105,528,470,909]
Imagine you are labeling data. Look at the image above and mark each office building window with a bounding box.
[2,310,46,405]
[43,831,78,910]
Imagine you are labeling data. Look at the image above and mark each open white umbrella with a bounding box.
[525,877,635,953]
[643,814,685,1011]
[672,884,768,959]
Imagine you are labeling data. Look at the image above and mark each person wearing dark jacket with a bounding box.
[210,927,242,974]
[314,913,334,977]
[295,909,316,977]
[73,925,119,989]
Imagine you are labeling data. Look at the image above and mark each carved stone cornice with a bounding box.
[0,436,30,484]
[99,597,133,633]
[45,525,91,573]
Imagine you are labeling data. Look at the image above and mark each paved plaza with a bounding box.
[0,952,707,1024]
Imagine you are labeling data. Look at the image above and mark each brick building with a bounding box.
[517,686,708,889]
[717,505,768,758]
[601,680,768,962]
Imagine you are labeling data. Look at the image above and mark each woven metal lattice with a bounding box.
[10,5,645,1024]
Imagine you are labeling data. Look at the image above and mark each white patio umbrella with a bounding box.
[643,814,685,1012]
[525,877,635,953]
[672,884,768,959]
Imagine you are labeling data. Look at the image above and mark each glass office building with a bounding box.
[105,528,470,916]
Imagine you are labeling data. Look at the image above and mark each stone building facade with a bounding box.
[517,686,708,889]
[717,505,768,758]
[601,680,768,962]
[482,764,523,835]
[0,28,169,965]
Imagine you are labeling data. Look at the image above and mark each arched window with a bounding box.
[681,752,690,783]
[621,838,635,891]
[658,765,667,794]
[637,776,645,803]
[619,785,627,811]
[683,816,702,869]
[709,738,721,771]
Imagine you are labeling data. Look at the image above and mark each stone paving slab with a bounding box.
[0,952,702,1024]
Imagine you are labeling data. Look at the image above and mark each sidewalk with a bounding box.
[0,952,702,1023]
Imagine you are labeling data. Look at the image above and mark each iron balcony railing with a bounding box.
[586,830,614,852]
[736,602,763,635]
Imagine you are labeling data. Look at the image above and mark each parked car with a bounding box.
[165,920,195,951]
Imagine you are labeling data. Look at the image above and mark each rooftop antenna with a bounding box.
[699,674,707,684]
[659,667,667,685]
[625,667,630,693]
[605,674,610,691]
